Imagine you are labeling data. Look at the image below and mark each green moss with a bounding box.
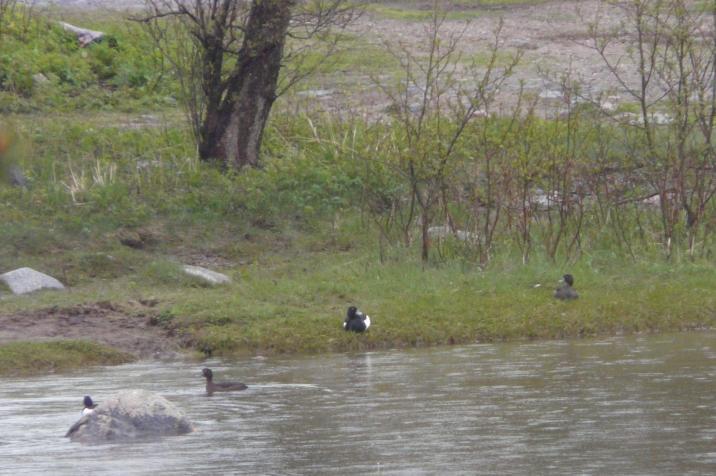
[0,340,134,377]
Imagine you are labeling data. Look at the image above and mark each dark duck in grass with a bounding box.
[554,274,579,300]
[202,368,247,396]
[343,306,371,333]
[82,395,98,416]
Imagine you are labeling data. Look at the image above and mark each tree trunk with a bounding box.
[420,210,430,262]
[199,0,295,169]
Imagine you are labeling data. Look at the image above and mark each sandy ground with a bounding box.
[367,1,632,94]
[305,1,643,118]
[0,301,183,358]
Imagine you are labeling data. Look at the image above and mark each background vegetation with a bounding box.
[0,1,714,364]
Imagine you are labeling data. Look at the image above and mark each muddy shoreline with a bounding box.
[0,302,183,359]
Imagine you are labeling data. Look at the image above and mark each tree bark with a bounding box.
[199,0,296,169]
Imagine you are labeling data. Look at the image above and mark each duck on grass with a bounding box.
[554,274,579,300]
[343,306,371,333]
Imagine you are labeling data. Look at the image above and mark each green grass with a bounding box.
[615,102,642,114]
[367,4,482,21]
[0,7,171,113]
[1,242,713,359]
[319,43,397,75]
[0,340,134,377]
[152,252,716,355]
[366,0,553,21]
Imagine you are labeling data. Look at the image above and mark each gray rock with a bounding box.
[428,226,478,242]
[182,265,231,285]
[58,21,105,47]
[0,267,64,295]
[600,100,617,112]
[539,89,563,100]
[651,112,673,125]
[66,389,193,443]
[8,165,27,188]
[617,111,673,126]
[297,89,333,98]
[32,73,50,86]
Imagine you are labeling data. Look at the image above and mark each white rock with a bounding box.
[58,21,104,47]
[297,89,333,98]
[428,226,479,242]
[0,267,64,295]
[600,100,617,112]
[182,265,231,285]
[539,89,563,100]
[651,112,673,125]
[32,73,50,85]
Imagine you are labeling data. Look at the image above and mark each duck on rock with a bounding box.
[202,368,247,396]
[343,306,371,333]
[554,274,579,300]
[82,396,98,416]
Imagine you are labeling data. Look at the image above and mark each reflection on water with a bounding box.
[1,332,716,475]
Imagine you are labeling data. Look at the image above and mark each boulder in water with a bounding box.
[65,389,193,443]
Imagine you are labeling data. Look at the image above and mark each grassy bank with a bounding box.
[180,254,716,355]
[0,2,715,377]
[0,113,714,366]
[0,341,133,377]
[2,248,715,358]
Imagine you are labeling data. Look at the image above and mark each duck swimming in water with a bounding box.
[82,395,98,416]
[202,368,247,396]
[343,306,371,333]
[554,274,579,300]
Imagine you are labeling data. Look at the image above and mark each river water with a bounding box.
[1,332,715,475]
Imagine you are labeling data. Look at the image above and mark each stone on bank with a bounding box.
[0,267,64,295]
[182,265,231,285]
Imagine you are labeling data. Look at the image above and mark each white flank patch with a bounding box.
[364,315,371,330]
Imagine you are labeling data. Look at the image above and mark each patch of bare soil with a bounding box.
[0,301,183,359]
[289,1,645,119]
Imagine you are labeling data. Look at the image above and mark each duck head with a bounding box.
[83,395,96,409]
[562,274,574,286]
[347,306,358,319]
[202,368,213,381]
